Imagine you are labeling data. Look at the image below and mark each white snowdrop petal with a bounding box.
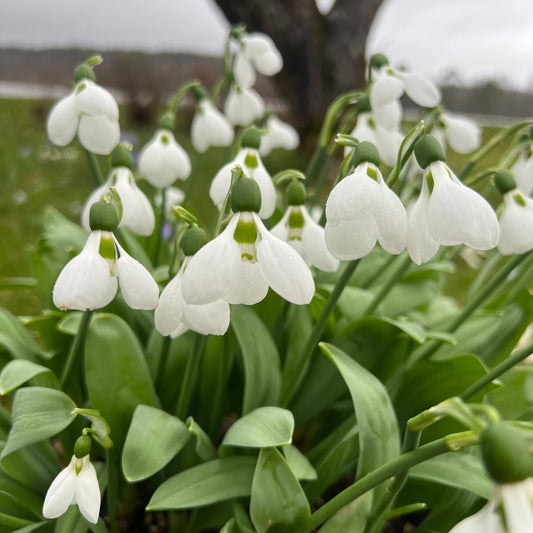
[351,114,377,146]
[370,74,404,107]
[233,52,256,89]
[81,183,110,232]
[170,322,189,339]
[442,114,481,154]
[155,273,186,336]
[376,182,408,254]
[448,500,502,533]
[47,94,79,146]
[512,153,533,195]
[74,458,101,524]
[254,49,283,76]
[224,86,265,126]
[42,457,78,519]
[243,33,276,59]
[373,99,402,130]
[270,210,290,241]
[116,250,159,310]
[260,116,299,156]
[209,160,235,210]
[224,260,269,305]
[325,216,379,260]
[402,72,441,108]
[257,230,315,305]
[498,193,533,254]
[301,209,339,271]
[182,299,231,335]
[75,81,119,120]
[191,101,234,153]
[374,127,402,167]
[500,482,533,533]
[78,115,120,155]
[250,158,276,219]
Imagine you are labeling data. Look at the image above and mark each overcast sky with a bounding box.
[1,0,532,91]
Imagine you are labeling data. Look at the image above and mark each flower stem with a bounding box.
[461,340,533,401]
[156,335,172,392]
[152,187,167,267]
[83,149,104,186]
[281,260,360,406]
[167,80,201,115]
[176,334,207,420]
[183,152,204,205]
[106,446,119,533]
[60,310,93,388]
[359,254,397,289]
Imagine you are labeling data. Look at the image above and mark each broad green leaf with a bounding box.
[85,314,159,449]
[282,445,317,481]
[222,407,294,448]
[319,343,399,500]
[187,417,217,461]
[318,492,372,533]
[147,456,257,510]
[0,361,53,395]
[250,447,310,533]
[13,523,49,533]
[490,366,533,419]
[381,280,439,316]
[231,306,281,414]
[0,469,44,514]
[2,387,76,457]
[0,513,34,529]
[56,312,83,336]
[0,278,37,289]
[337,287,374,322]
[220,518,255,533]
[409,452,492,499]
[22,312,70,358]
[0,310,43,360]
[122,405,190,482]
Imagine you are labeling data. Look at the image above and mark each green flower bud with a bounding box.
[481,422,533,484]
[287,181,307,206]
[74,64,96,83]
[241,127,262,150]
[370,53,389,70]
[493,170,517,195]
[414,135,446,169]
[89,200,119,232]
[355,95,371,114]
[352,141,380,168]
[180,227,208,256]
[74,435,92,458]
[111,144,132,169]
[157,114,175,131]
[230,178,262,213]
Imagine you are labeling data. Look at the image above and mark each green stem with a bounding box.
[409,252,530,365]
[461,340,533,401]
[156,335,172,392]
[83,149,104,186]
[167,80,201,115]
[305,145,325,186]
[152,187,167,267]
[60,310,93,388]
[297,436,460,533]
[183,152,204,205]
[176,334,207,420]
[281,260,360,406]
[106,447,118,533]
[360,255,397,289]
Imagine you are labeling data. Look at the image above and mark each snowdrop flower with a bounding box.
[271,181,338,271]
[53,202,159,311]
[47,63,119,155]
[191,98,234,153]
[407,136,499,264]
[156,227,230,337]
[511,150,533,195]
[224,85,265,126]
[181,178,315,306]
[82,145,154,236]
[155,186,185,214]
[325,142,408,260]
[233,32,283,89]
[138,116,191,188]
[259,115,299,156]
[433,111,481,154]
[210,128,275,219]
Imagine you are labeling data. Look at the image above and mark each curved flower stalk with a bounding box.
[259,115,300,156]
[498,189,533,255]
[210,129,275,219]
[43,454,100,524]
[47,72,120,155]
[511,151,533,195]
[325,143,408,260]
[53,230,159,311]
[432,111,481,154]
[224,84,265,126]
[181,179,315,306]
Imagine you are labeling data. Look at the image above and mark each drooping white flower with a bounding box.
[53,230,159,311]
[43,455,100,524]
[233,32,283,89]
[224,85,265,126]
[498,189,533,255]
[433,112,481,154]
[325,159,408,260]
[138,129,191,188]
[259,115,299,156]
[512,151,533,195]
[81,167,155,236]
[191,99,234,153]
[47,79,120,155]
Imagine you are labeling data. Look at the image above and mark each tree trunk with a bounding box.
[213,0,384,128]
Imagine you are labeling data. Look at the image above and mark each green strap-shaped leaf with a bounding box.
[186,417,217,461]
[1,387,76,458]
[122,405,190,482]
[0,360,53,395]
[231,306,281,414]
[147,456,257,511]
[250,447,310,533]
[85,314,159,449]
[318,491,372,533]
[222,407,294,448]
[282,445,317,481]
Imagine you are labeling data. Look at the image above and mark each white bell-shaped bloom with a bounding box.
[43,455,100,524]
[81,167,155,236]
[47,79,120,155]
[271,205,339,271]
[138,129,191,188]
[210,150,275,219]
[155,257,230,337]
[155,186,185,214]
[325,163,408,260]
[498,190,533,255]
[191,99,234,153]
[181,212,315,306]
[259,116,299,156]
[224,85,265,126]
[53,231,159,311]
[512,152,533,195]
[449,479,533,533]
[407,161,499,264]
[434,112,481,154]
